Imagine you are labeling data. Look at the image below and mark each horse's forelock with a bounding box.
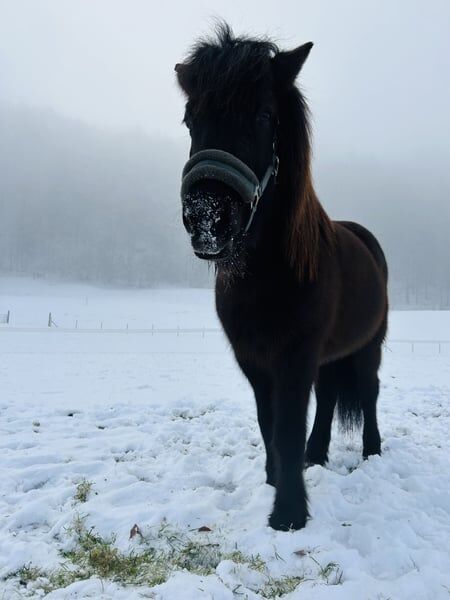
[177,24,277,112]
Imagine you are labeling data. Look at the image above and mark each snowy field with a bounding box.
[1,277,450,599]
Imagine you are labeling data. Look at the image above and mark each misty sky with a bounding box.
[1,0,449,163]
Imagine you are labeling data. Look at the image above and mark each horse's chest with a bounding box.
[215,281,295,364]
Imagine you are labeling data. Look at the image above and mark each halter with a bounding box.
[181,144,279,234]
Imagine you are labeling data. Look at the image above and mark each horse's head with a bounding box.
[176,24,312,263]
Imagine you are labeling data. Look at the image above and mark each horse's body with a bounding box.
[217,221,387,368]
[177,24,388,530]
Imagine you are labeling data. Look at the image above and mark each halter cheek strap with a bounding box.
[244,151,279,233]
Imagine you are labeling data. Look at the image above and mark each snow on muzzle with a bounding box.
[181,149,259,258]
[182,186,236,258]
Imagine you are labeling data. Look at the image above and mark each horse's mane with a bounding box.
[176,23,278,114]
[177,23,335,281]
[277,86,335,281]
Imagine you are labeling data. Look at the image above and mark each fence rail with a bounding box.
[385,339,450,353]
[0,325,222,335]
[1,324,450,349]
[1,314,450,352]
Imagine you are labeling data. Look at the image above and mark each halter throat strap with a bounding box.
[244,151,279,233]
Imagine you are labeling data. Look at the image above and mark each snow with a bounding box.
[0,277,450,599]
[183,191,225,255]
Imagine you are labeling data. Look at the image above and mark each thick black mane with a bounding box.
[176,24,278,113]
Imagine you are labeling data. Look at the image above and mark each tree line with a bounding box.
[1,104,449,308]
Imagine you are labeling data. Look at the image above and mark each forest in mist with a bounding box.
[0,103,449,309]
[0,104,209,288]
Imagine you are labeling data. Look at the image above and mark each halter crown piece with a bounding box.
[181,146,279,233]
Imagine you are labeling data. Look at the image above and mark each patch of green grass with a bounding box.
[13,564,47,586]
[10,519,273,595]
[8,520,344,596]
[309,557,343,585]
[261,575,306,598]
[73,479,93,504]
[60,515,167,585]
[225,549,267,573]
[6,488,343,596]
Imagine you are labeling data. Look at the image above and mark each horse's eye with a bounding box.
[257,110,272,124]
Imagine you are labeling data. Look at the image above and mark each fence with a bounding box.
[0,311,10,324]
[384,339,450,354]
[1,312,449,353]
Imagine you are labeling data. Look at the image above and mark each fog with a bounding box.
[1,1,449,306]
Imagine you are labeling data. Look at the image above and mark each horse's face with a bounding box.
[180,103,277,260]
[176,29,312,263]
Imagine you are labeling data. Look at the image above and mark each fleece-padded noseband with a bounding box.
[181,148,279,233]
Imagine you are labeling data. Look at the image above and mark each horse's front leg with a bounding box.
[269,349,317,531]
[237,359,275,486]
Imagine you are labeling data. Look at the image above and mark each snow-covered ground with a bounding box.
[1,277,449,599]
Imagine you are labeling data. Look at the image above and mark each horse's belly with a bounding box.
[322,278,387,363]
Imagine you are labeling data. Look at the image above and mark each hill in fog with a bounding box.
[0,104,210,287]
[0,103,449,308]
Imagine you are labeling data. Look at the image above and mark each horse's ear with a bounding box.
[175,62,195,95]
[273,42,313,89]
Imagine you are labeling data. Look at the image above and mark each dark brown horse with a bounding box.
[176,24,388,531]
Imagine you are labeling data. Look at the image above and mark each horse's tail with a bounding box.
[336,388,363,432]
[335,359,363,431]
[335,311,387,432]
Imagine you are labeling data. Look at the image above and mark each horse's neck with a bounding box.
[242,202,287,272]
[243,183,333,282]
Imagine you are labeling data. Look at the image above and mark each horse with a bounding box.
[176,23,388,531]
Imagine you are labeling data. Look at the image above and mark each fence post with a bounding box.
[48,313,52,328]
[75,319,78,329]
[6,310,10,324]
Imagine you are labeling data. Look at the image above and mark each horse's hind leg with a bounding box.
[305,362,338,466]
[353,338,383,458]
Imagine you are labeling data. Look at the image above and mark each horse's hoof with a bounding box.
[362,449,381,460]
[268,507,308,531]
[304,453,326,468]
